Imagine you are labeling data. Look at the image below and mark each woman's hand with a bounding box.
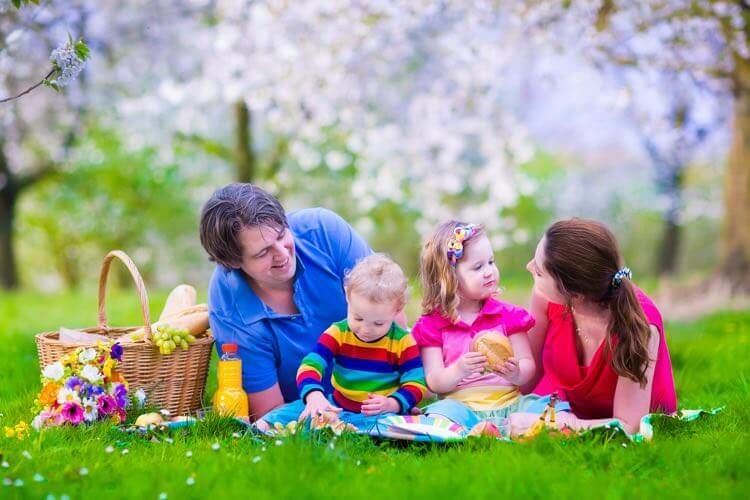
[507,411,579,437]
[361,394,401,416]
[507,412,542,437]
[454,351,488,378]
[298,391,342,422]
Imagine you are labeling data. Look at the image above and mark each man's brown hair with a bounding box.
[199,183,287,268]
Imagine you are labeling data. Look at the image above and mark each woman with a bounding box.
[512,218,677,435]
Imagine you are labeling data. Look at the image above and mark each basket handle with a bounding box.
[97,250,152,339]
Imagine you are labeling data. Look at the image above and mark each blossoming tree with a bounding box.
[0,0,91,287]
[158,0,535,253]
[519,0,750,289]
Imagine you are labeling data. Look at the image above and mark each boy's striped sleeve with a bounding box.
[389,334,428,412]
[296,325,340,402]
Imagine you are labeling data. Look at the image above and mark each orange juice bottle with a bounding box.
[213,343,249,418]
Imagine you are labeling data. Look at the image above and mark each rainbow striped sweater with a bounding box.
[296,319,427,413]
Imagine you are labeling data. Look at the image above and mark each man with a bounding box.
[200,183,373,419]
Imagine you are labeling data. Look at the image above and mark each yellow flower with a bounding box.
[63,352,78,368]
[16,421,29,436]
[95,340,109,354]
[4,422,30,440]
[103,358,115,379]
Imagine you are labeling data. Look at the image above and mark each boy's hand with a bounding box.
[299,391,342,422]
[455,351,487,378]
[497,357,521,384]
[361,394,401,416]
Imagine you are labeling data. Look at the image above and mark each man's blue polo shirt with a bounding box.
[208,208,372,403]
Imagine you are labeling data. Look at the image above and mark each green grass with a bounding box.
[0,290,748,499]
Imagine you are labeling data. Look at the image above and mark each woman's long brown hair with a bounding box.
[544,218,652,386]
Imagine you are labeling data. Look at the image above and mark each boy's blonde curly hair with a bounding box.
[344,253,408,311]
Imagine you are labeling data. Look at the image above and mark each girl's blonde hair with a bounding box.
[344,253,408,311]
[419,220,486,323]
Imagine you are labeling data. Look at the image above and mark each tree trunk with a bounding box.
[657,217,681,276]
[656,168,683,276]
[51,237,80,289]
[233,99,255,183]
[721,55,750,292]
[0,167,19,289]
[0,201,18,288]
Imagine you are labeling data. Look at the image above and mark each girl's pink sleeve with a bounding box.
[411,316,443,347]
[504,306,536,335]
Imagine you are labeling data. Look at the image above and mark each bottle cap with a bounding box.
[221,343,238,354]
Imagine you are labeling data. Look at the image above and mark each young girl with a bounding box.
[413,221,567,432]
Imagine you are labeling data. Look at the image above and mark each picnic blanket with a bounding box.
[138,405,723,444]
[256,407,723,443]
[368,407,724,443]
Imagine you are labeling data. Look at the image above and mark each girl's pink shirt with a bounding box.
[412,296,535,390]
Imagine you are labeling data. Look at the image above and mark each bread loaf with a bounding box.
[471,330,513,372]
[159,284,197,321]
[119,304,209,343]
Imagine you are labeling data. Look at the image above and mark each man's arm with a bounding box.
[248,383,286,421]
[209,311,282,420]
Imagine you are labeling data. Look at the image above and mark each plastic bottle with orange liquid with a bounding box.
[212,343,249,418]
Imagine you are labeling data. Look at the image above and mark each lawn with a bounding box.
[0,289,748,499]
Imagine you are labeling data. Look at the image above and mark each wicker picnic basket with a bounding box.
[35,250,214,416]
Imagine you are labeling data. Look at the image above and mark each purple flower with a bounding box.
[65,376,84,391]
[110,343,123,361]
[113,383,128,409]
[82,383,105,398]
[61,402,85,425]
[97,394,117,415]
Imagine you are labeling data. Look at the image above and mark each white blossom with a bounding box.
[80,364,102,384]
[42,362,65,381]
[31,415,44,431]
[78,348,96,364]
[82,397,98,422]
[134,388,147,407]
[49,40,85,88]
[57,387,80,405]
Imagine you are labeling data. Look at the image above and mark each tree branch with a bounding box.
[16,163,58,193]
[263,137,289,180]
[0,69,55,104]
[174,131,233,162]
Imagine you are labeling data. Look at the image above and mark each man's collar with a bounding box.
[225,268,268,325]
[226,250,306,325]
